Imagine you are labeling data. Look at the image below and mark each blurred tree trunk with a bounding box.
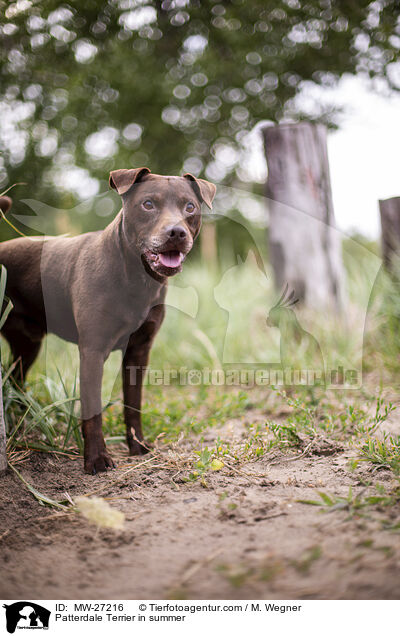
[379,197,400,272]
[0,363,6,476]
[262,122,344,311]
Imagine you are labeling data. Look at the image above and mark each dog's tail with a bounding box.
[0,196,12,215]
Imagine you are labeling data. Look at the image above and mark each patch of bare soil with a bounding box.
[1,412,400,600]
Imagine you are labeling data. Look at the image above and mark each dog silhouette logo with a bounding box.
[3,602,50,633]
[266,284,325,383]
[214,250,269,363]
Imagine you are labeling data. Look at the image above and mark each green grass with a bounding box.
[102,386,250,447]
[358,434,400,474]
[4,371,81,455]
[298,481,400,526]
[2,237,400,477]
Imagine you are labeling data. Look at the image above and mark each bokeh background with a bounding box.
[1,0,400,449]
[1,0,399,246]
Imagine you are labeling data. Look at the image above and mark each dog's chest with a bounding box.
[116,278,166,339]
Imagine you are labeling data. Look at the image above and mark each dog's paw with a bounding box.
[127,438,152,456]
[84,450,116,475]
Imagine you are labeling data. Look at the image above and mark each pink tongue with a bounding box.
[159,251,182,268]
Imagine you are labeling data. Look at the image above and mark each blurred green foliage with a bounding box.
[0,0,399,216]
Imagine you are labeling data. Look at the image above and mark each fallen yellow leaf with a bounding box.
[75,496,125,530]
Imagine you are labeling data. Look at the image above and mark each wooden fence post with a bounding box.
[262,122,344,311]
[379,197,400,271]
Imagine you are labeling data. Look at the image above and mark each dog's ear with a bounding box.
[182,174,216,210]
[109,167,150,195]
[0,196,12,215]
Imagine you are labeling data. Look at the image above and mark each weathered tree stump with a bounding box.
[262,122,344,311]
[379,197,400,272]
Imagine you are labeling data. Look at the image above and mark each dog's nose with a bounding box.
[166,225,188,240]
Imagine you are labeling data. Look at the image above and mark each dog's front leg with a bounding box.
[80,348,115,474]
[122,342,152,456]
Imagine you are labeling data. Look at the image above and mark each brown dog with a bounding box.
[0,169,216,473]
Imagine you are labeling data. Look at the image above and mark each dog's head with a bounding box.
[109,167,216,277]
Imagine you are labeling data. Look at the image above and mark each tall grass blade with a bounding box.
[8,462,71,510]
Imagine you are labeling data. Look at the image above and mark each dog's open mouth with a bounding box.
[157,250,183,268]
[145,249,185,275]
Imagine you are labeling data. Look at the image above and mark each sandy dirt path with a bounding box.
[1,410,400,600]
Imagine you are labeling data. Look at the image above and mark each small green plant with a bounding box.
[358,433,400,474]
[298,482,400,521]
[269,420,305,447]
[290,545,322,575]
[298,487,366,516]
[269,389,318,445]
[215,563,253,588]
[243,422,272,458]
[354,398,396,437]
[186,446,224,486]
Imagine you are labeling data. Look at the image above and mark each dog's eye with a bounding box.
[186,202,195,213]
[142,200,154,211]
